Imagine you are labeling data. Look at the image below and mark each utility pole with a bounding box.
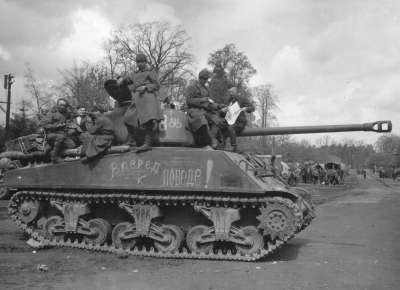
[1,73,14,139]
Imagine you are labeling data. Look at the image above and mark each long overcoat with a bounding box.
[185,81,224,132]
[85,114,114,159]
[123,68,162,126]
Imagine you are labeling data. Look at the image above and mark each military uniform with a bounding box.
[84,114,114,159]
[40,107,76,162]
[118,53,162,152]
[185,78,225,147]
[185,81,212,132]
[122,67,162,127]
[220,89,255,151]
[228,94,255,134]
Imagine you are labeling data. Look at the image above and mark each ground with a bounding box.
[0,172,399,290]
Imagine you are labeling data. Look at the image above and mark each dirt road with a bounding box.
[1,174,399,290]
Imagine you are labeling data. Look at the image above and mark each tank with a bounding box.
[2,108,391,261]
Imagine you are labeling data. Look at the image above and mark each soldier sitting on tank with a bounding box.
[219,87,255,152]
[40,98,77,163]
[185,69,226,148]
[73,106,93,132]
[103,75,135,146]
[117,53,163,152]
[81,107,115,160]
[72,106,93,154]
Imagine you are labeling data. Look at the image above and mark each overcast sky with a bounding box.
[0,0,399,144]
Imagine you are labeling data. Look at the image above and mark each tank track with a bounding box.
[8,191,312,261]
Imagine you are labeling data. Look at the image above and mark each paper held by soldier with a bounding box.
[225,101,246,125]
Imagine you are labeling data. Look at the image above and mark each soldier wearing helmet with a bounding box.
[117,53,163,152]
[184,69,226,148]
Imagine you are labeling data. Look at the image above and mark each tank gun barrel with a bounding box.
[239,120,392,137]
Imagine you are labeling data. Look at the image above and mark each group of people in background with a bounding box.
[40,53,255,163]
[299,163,345,186]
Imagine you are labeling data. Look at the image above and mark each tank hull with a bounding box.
[6,148,314,261]
[5,148,287,194]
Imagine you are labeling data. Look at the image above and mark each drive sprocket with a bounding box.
[257,197,301,241]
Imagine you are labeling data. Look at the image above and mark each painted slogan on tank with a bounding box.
[109,155,214,188]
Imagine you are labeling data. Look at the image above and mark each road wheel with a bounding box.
[154,224,184,253]
[112,222,136,250]
[44,216,65,241]
[236,226,264,255]
[83,218,111,245]
[186,225,213,254]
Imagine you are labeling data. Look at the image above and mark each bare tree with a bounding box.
[23,63,55,119]
[250,84,278,148]
[59,61,113,111]
[103,39,121,79]
[251,84,277,128]
[108,21,195,103]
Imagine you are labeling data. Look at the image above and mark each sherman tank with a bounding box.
[2,107,391,261]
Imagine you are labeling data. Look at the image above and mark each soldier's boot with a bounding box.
[230,134,237,152]
[209,125,219,149]
[128,136,137,148]
[218,136,227,150]
[226,126,237,151]
[135,132,152,153]
[126,125,138,149]
[210,136,218,149]
[50,141,64,163]
[231,144,238,152]
[127,133,138,149]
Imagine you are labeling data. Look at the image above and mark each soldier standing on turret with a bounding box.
[185,69,226,148]
[117,53,163,152]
